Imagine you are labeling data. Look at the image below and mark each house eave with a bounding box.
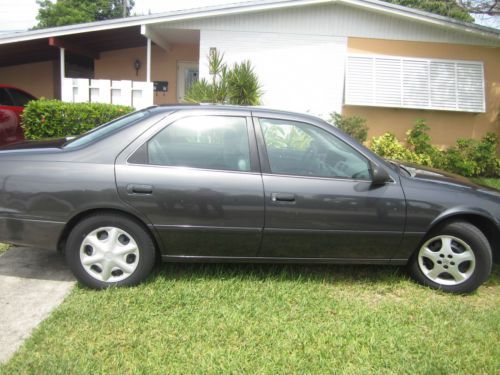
[0,0,498,46]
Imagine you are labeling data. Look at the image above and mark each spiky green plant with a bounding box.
[184,51,262,105]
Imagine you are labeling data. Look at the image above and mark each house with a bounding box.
[0,0,499,146]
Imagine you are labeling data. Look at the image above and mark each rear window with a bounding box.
[7,88,36,107]
[63,110,149,149]
[0,88,13,106]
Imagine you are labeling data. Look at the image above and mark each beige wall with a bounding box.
[344,38,500,148]
[0,61,56,99]
[94,43,199,105]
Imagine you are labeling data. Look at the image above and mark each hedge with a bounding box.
[22,99,134,140]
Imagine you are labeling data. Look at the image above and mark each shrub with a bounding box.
[370,119,500,178]
[22,99,133,140]
[329,112,368,143]
[370,132,432,166]
[184,50,262,105]
[443,133,500,177]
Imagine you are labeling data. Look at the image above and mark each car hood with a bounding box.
[0,138,68,151]
[390,161,499,194]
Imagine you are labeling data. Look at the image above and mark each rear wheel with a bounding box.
[409,221,492,293]
[66,213,156,289]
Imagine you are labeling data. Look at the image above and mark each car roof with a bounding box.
[154,104,326,123]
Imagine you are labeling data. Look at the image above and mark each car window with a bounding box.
[260,118,370,180]
[7,88,36,107]
[0,88,13,106]
[64,110,148,149]
[147,116,251,172]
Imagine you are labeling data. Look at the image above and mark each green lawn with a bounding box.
[1,263,499,374]
[471,177,500,190]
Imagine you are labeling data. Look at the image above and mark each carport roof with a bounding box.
[0,0,498,67]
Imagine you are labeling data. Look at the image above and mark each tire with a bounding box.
[409,221,492,293]
[65,213,156,289]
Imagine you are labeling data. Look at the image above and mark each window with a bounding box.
[260,118,370,180]
[345,55,485,113]
[147,116,251,172]
[64,110,148,149]
[7,88,36,107]
[0,88,13,106]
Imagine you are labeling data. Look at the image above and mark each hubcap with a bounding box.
[79,227,140,283]
[418,235,476,286]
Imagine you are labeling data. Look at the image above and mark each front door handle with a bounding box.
[271,193,296,203]
[127,184,153,195]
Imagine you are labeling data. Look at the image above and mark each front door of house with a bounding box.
[177,61,199,102]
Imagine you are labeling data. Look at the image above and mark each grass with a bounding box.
[1,263,499,374]
[0,243,9,255]
[471,177,500,190]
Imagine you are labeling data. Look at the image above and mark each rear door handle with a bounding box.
[271,193,296,203]
[127,184,153,195]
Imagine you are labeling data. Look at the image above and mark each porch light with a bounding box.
[134,59,141,76]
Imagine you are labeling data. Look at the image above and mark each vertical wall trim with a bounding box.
[146,37,152,82]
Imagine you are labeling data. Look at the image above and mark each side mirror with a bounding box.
[370,161,391,186]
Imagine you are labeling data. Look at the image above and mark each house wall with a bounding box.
[94,43,199,105]
[343,38,500,147]
[199,30,347,117]
[0,61,56,99]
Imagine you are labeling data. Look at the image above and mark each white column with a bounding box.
[60,47,65,99]
[146,37,151,83]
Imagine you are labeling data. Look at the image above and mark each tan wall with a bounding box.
[94,44,199,105]
[344,38,500,148]
[0,61,56,99]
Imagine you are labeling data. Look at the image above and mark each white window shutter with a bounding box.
[345,56,374,106]
[375,58,402,107]
[430,61,457,110]
[457,62,485,112]
[402,59,429,108]
[345,54,485,113]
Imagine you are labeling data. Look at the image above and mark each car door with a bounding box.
[0,88,20,146]
[253,113,406,260]
[115,109,264,257]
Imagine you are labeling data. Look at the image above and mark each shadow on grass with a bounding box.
[151,261,500,287]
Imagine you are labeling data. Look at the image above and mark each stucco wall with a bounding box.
[0,61,56,99]
[94,43,199,105]
[343,38,500,147]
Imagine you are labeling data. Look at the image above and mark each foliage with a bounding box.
[371,132,433,166]
[184,50,262,106]
[34,0,135,29]
[22,99,133,140]
[2,263,499,373]
[262,123,312,151]
[382,0,474,22]
[371,118,500,177]
[443,133,500,177]
[329,112,369,143]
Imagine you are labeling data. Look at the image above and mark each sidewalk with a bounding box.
[0,247,75,364]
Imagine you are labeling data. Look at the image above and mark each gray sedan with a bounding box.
[0,105,498,292]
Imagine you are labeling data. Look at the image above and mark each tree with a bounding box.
[184,50,262,106]
[383,0,475,22]
[34,0,135,29]
[456,0,499,16]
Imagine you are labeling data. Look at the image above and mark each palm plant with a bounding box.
[184,51,262,105]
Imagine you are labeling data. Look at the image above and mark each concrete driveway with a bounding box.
[0,247,75,364]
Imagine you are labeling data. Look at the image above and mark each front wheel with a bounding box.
[409,221,492,293]
[66,213,156,289]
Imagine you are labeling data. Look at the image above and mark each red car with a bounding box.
[0,85,37,146]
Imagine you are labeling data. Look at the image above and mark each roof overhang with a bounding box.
[0,0,498,47]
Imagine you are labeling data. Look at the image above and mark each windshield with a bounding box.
[63,110,149,149]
